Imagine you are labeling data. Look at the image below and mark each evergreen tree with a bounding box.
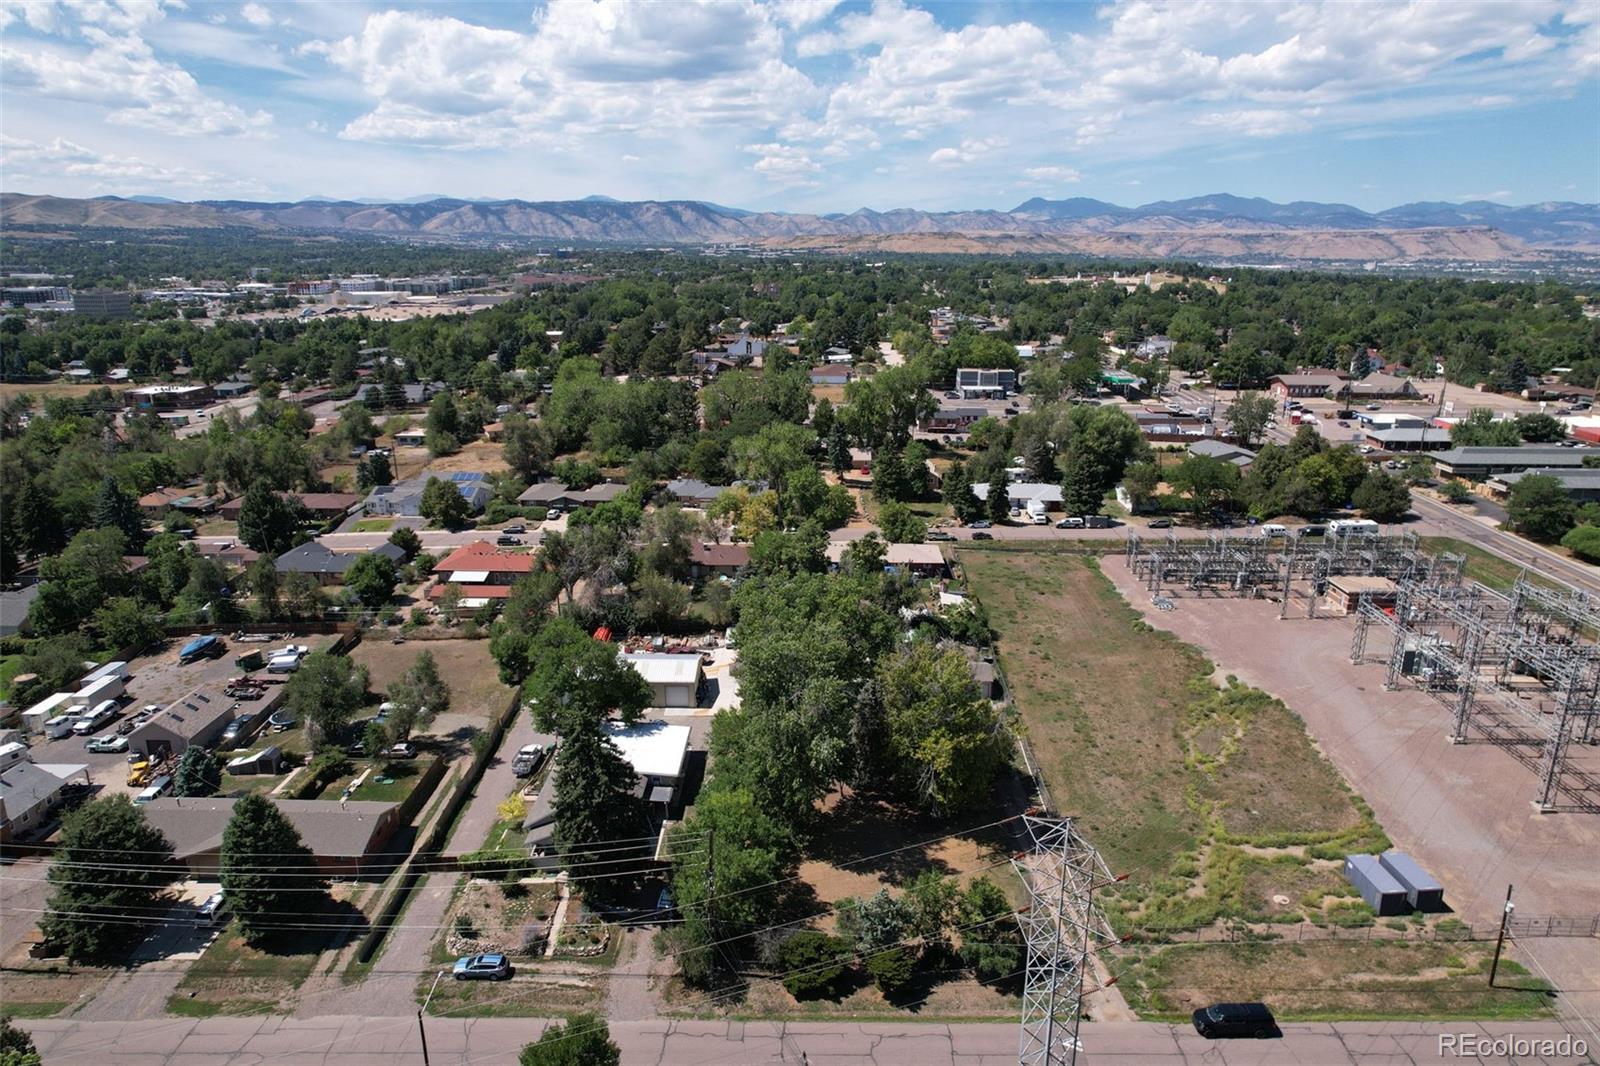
[237,483,306,555]
[0,1015,41,1066]
[220,793,330,944]
[92,476,144,548]
[380,371,407,411]
[1024,438,1056,482]
[941,463,982,523]
[41,797,178,962]
[12,479,64,558]
[549,725,646,874]
[173,744,223,797]
[827,423,851,477]
[985,468,1011,523]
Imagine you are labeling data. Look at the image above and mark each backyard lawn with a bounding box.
[350,639,513,720]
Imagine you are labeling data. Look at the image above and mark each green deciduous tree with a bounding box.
[1351,470,1412,522]
[283,651,369,750]
[92,596,163,651]
[1226,392,1275,448]
[879,643,1010,813]
[518,1012,620,1066]
[1561,524,1600,563]
[957,876,1023,983]
[877,501,926,544]
[343,552,398,609]
[419,476,471,529]
[221,793,330,944]
[1167,455,1241,515]
[42,796,178,962]
[1506,474,1576,542]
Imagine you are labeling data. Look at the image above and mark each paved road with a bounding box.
[19,1017,1596,1064]
[1409,492,1600,594]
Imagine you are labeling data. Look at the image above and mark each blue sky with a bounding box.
[2,0,1597,212]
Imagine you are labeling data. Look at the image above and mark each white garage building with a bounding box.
[621,652,703,708]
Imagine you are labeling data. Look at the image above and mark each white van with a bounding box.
[46,708,85,739]
[1260,524,1288,538]
[0,740,32,772]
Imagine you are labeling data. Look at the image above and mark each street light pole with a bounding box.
[418,970,446,1064]
[1489,885,1514,987]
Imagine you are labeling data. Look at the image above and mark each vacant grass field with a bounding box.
[1118,940,1555,1021]
[349,638,512,720]
[958,551,1388,936]
[1420,537,1563,592]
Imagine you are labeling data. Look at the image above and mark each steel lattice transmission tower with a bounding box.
[1012,811,1120,1066]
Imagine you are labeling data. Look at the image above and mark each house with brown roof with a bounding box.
[138,796,402,876]
[1268,372,1346,400]
[137,486,222,519]
[810,365,854,386]
[219,492,361,522]
[689,542,750,580]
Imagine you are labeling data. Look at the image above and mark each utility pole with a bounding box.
[1489,885,1514,987]
[418,970,445,1065]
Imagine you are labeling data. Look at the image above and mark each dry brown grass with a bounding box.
[349,638,512,719]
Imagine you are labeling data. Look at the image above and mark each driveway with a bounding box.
[443,710,552,858]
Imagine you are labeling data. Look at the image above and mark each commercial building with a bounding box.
[1268,372,1345,399]
[620,653,703,708]
[2,286,70,306]
[955,367,1017,399]
[1347,373,1423,400]
[126,384,214,411]
[1431,446,1592,480]
[1363,426,1454,453]
[1487,468,1600,503]
[139,797,401,875]
[1187,439,1257,468]
[71,290,133,319]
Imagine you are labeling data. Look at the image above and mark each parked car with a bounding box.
[496,535,520,547]
[546,507,562,520]
[968,519,992,529]
[1056,517,1084,529]
[387,741,418,760]
[944,391,960,399]
[197,892,226,925]
[971,531,994,540]
[453,953,513,981]
[1337,420,1351,427]
[925,530,956,541]
[512,743,547,778]
[504,524,526,535]
[1365,403,1381,411]
[85,735,129,754]
[1148,518,1173,528]
[1192,1002,1277,1039]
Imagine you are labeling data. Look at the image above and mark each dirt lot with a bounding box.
[348,638,511,723]
[1118,940,1555,1022]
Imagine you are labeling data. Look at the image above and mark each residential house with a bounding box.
[1268,372,1346,400]
[971,481,1063,511]
[689,542,749,580]
[192,539,261,569]
[1136,335,1175,359]
[138,797,401,875]
[364,474,493,517]
[125,384,213,410]
[431,542,540,606]
[620,653,704,708]
[821,346,855,364]
[392,426,427,448]
[1187,439,1257,468]
[137,485,221,519]
[921,406,987,432]
[219,492,361,522]
[351,382,438,407]
[605,720,691,805]
[955,367,1017,399]
[275,540,405,586]
[810,365,854,386]
[514,481,629,510]
[664,479,727,507]
[0,761,90,843]
[824,541,949,577]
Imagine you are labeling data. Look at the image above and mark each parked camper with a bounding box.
[0,741,32,772]
[1085,515,1113,528]
[45,712,83,739]
[1328,518,1380,538]
[21,692,78,734]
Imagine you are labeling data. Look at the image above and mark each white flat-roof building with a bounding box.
[605,720,691,805]
[620,653,703,708]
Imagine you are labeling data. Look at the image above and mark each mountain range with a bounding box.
[4,191,1596,262]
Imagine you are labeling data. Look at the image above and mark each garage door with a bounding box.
[664,684,693,708]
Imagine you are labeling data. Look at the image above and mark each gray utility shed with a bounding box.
[1344,854,1410,916]
[1378,850,1445,912]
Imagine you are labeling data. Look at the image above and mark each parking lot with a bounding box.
[23,632,339,802]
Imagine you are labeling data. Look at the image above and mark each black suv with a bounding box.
[1192,1002,1277,1039]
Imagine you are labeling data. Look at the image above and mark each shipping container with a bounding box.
[1378,851,1445,912]
[1344,854,1410,916]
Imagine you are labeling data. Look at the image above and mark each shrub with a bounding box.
[865,947,916,996]
[778,931,850,1000]
[1561,524,1600,563]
